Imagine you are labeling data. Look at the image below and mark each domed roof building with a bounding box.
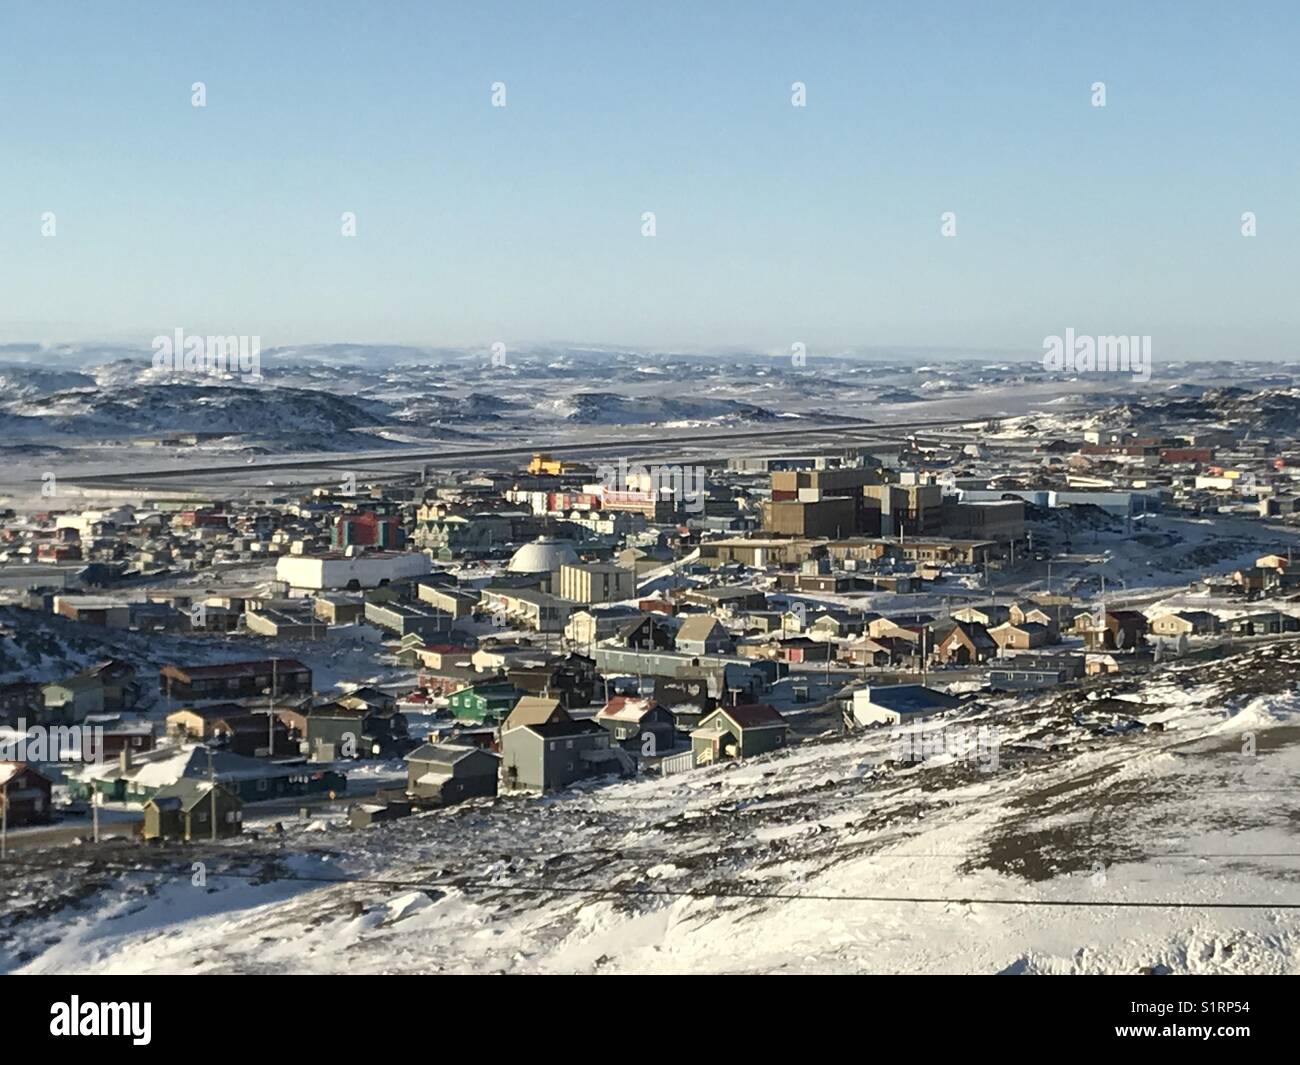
[507,536,579,574]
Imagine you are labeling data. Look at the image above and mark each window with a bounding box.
[565,740,574,749]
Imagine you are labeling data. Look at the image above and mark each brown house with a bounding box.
[1082,611,1149,651]
[843,636,909,667]
[933,620,997,665]
[159,659,312,702]
[988,621,1052,651]
[0,762,53,826]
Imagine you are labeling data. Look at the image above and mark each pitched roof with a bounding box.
[147,778,236,813]
[714,703,786,730]
[943,619,997,649]
[405,742,499,767]
[596,696,664,723]
[522,720,607,739]
[676,615,729,643]
[503,695,569,731]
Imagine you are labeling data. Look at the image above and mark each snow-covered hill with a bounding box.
[4,643,1299,974]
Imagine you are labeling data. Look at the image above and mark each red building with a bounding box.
[1159,447,1214,464]
[175,508,230,529]
[331,511,405,549]
[37,543,82,562]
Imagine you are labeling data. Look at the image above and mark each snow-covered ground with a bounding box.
[4,642,1299,974]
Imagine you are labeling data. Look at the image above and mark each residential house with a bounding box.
[617,614,677,650]
[72,746,346,806]
[245,608,328,640]
[471,643,542,672]
[1009,601,1063,636]
[989,655,1086,690]
[933,620,997,665]
[868,614,935,642]
[595,696,677,754]
[448,681,522,726]
[1149,610,1220,637]
[0,682,44,728]
[691,703,789,765]
[364,601,452,641]
[843,636,907,668]
[83,660,139,712]
[651,677,715,725]
[399,640,473,671]
[415,583,479,619]
[1082,610,1149,651]
[675,614,736,656]
[951,604,1012,628]
[40,675,105,725]
[404,743,500,804]
[300,702,411,760]
[1229,611,1300,637]
[52,595,129,628]
[481,587,574,632]
[565,605,643,648]
[593,646,776,706]
[851,684,961,727]
[502,695,571,733]
[159,660,312,702]
[313,593,367,625]
[500,719,633,791]
[809,610,868,639]
[506,654,598,709]
[0,762,53,826]
[776,636,835,663]
[1085,653,1121,675]
[142,780,243,842]
[987,620,1052,652]
[678,586,768,614]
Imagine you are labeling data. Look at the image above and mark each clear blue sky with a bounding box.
[1,0,1297,358]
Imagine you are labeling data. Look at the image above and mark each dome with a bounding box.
[507,536,579,574]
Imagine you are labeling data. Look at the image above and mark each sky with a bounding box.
[1,0,1298,359]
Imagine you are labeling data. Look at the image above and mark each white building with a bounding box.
[851,684,959,727]
[275,552,432,593]
[55,506,136,537]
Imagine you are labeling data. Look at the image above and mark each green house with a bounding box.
[447,682,521,725]
[143,780,244,842]
[691,704,790,766]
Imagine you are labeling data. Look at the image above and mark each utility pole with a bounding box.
[268,657,278,755]
[1,776,7,860]
[208,745,217,843]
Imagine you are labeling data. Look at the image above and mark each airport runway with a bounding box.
[59,413,990,490]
